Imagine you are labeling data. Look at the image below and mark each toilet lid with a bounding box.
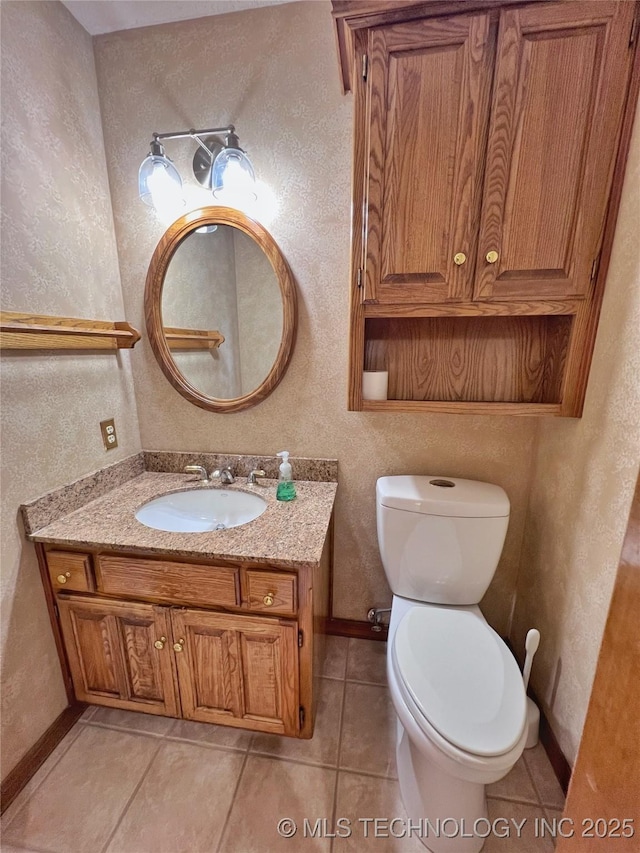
[392,606,526,757]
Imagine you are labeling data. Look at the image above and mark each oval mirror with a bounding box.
[145,207,297,412]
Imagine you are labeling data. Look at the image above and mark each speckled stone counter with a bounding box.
[27,472,337,569]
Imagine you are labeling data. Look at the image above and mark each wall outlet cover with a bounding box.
[100,418,118,451]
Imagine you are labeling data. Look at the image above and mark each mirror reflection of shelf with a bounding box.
[163,326,225,351]
[0,311,140,351]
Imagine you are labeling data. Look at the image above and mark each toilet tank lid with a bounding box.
[377,476,510,518]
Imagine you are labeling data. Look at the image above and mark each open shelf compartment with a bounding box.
[363,314,573,408]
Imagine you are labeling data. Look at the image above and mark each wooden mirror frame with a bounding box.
[144,207,297,413]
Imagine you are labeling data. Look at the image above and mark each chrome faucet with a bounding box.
[248,468,266,484]
[211,467,235,485]
[184,465,208,482]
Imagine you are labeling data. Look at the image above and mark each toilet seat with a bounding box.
[392,604,526,758]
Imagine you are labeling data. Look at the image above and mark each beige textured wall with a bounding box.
[510,103,640,765]
[94,1,538,630]
[0,1,141,779]
[235,229,282,394]
[163,226,242,397]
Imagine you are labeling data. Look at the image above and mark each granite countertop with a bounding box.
[29,472,337,569]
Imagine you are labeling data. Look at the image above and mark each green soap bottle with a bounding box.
[276,450,296,501]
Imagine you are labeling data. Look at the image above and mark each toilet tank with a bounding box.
[376,476,510,605]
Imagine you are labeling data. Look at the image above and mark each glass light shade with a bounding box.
[138,154,185,222]
[212,147,257,205]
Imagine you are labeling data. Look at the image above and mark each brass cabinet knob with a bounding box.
[173,639,185,652]
[57,572,71,584]
[154,636,167,650]
[453,252,466,266]
[486,250,499,264]
[263,592,275,607]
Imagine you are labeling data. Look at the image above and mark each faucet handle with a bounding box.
[248,468,266,484]
[184,465,208,482]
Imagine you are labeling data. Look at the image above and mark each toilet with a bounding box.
[377,475,527,853]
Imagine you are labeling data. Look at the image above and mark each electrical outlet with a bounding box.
[100,418,118,451]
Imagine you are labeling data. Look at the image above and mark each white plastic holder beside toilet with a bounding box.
[523,628,541,749]
[363,370,388,400]
[525,697,540,749]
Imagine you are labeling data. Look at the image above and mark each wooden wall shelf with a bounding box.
[0,312,141,351]
[163,326,225,351]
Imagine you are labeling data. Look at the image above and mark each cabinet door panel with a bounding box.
[58,595,179,716]
[172,609,299,736]
[238,625,298,732]
[364,13,494,304]
[475,2,634,301]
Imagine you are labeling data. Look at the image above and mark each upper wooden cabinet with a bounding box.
[363,13,494,304]
[335,0,639,415]
[475,2,634,302]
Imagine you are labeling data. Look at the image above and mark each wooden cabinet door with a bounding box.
[475,1,634,301]
[362,13,494,304]
[171,609,299,736]
[58,595,179,716]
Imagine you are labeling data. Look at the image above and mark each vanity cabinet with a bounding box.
[335,0,639,415]
[45,543,328,739]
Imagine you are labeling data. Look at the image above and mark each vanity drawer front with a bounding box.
[96,555,240,608]
[47,551,94,593]
[244,569,297,615]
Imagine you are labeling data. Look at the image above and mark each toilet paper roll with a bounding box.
[363,371,388,401]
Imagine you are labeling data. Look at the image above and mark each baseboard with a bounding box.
[1,702,86,815]
[530,687,572,795]
[325,617,388,641]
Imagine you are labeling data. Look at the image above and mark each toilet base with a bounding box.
[397,721,487,853]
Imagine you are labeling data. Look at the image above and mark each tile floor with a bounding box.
[1,637,565,853]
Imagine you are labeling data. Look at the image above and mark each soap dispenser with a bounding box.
[276,451,296,502]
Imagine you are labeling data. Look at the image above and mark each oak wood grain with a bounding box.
[57,595,179,717]
[363,299,582,318]
[0,312,140,351]
[171,608,299,736]
[47,551,94,594]
[95,554,240,609]
[163,326,225,351]
[364,13,494,304]
[144,206,297,413]
[332,0,534,92]
[243,569,297,616]
[557,474,640,850]
[474,1,635,301]
[365,315,571,403]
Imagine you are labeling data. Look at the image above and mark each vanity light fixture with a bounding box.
[138,125,257,216]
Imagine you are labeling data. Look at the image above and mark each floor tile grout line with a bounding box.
[1,723,84,832]
[337,766,399,782]
[83,720,172,739]
[330,642,351,853]
[98,737,165,853]
[164,735,250,754]
[246,746,339,771]
[0,840,61,853]
[522,749,554,810]
[487,794,550,809]
[215,748,251,853]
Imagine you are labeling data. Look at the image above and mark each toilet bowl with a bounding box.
[387,596,527,853]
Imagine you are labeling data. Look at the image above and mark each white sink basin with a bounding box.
[135,489,267,533]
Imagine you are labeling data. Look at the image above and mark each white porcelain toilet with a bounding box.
[377,475,527,853]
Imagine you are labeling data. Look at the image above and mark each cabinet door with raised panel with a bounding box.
[475,1,634,301]
[362,12,494,304]
[58,595,179,716]
[171,608,299,736]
